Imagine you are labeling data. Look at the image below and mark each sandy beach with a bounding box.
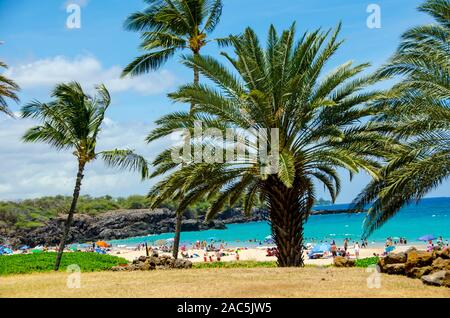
[109,244,421,266]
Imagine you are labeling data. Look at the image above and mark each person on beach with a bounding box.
[235,249,240,261]
[216,250,221,262]
[331,243,337,258]
[437,236,444,248]
[354,242,360,259]
[344,238,348,252]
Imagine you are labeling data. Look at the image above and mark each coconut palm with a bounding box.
[353,0,450,239]
[0,60,20,116]
[21,82,149,270]
[123,0,225,258]
[122,0,224,83]
[145,23,397,266]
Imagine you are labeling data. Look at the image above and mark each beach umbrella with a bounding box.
[418,234,436,241]
[385,246,396,253]
[310,243,331,254]
[96,241,110,248]
[308,243,331,258]
[95,248,107,254]
[2,247,13,254]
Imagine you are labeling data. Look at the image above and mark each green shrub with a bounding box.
[355,257,379,268]
[0,252,128,276]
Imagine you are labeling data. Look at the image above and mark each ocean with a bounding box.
[109,197,450,247]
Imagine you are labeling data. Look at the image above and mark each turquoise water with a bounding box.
[110,197,450,247]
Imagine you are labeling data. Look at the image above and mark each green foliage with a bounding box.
[122,0,224,76]
[146,23,396,222]
[353,0,450,239]
[0,252,128,276]
[21,82,149,179]
[354,257,379,268]
[0,58,20,116]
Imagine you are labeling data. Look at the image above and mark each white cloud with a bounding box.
[0,116,173,200]
[5,55,177,95]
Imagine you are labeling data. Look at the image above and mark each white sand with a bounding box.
[109,244,421,266]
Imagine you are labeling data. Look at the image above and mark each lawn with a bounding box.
[0,252,128,275]
[1,267,448,298]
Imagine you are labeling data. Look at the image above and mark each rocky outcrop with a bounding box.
[379,252,407,267]
[421,270,450,287]
[333,256,355,267]
[383,264,406,275]
[378,248,450,288]
[111,254,192,271]
[6,208,268,247]
[404,250,434,272]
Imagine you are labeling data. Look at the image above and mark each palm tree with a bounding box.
[0,60,20,116]
[145,24,397,266]
[353,0,450,239]
[122,0,224,258]
[21,82,149,270]
[122,0,224,83]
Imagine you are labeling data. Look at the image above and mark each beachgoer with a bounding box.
[216,250,221,262]
[235,249,240,261]
[331,243,337,258]
[344,238,348,252]
[354,242,360,259]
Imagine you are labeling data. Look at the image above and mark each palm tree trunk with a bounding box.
[172,52,200,260]
[265,176,311,267]
[54,161,85,271]
[172,213,182,258]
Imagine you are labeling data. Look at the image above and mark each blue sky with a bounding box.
[0,0,448,202]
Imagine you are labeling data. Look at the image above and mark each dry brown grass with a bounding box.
[1,267,449,298]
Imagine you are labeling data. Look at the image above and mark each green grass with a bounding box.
[355,257,379,268]
[0,252,128,276]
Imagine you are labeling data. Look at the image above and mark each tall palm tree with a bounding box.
[353,0,450,239]
[21,82,149,270]
[122,0,224,258]
[145,24,397,266]
[0,60,20,116]
[122,0,224,84]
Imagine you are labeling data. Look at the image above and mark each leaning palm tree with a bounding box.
[145,23,397,266]
[21,82,149,270]
[0,60,20,116]
[123,0,224,258]
[353,0,450,239]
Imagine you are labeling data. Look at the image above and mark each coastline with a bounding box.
[109,244,428,265]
